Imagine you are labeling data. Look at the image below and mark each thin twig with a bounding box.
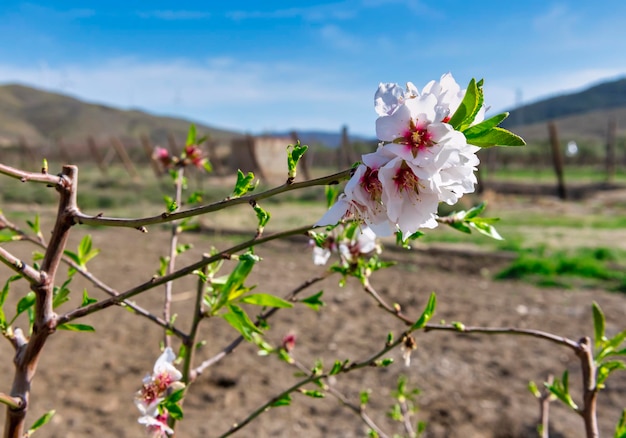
[163,168,185,348]
[72,169,352,229]
[193,272,331,376]
[219,329,408,438]
[58,225,315,324]
[0,247,42,284]
[0,394,22,411]
[290,357,389,438]
[0,212,185,338]
[0,163,63,185]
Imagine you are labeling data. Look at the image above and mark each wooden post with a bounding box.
[110,137,140,181]
[605,117,616,183]
[548,122,567,200]
[87,136,108,175]
[140,135,163,177]
[290,131,311,180]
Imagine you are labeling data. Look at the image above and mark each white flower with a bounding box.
[152,347,183,384]
[136,348,182,437]
[317,74,484,241]
[138,414,174,437]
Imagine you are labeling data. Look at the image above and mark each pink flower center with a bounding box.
[401,119,434,157]
[393,162,420,193]
[359,167,382,202]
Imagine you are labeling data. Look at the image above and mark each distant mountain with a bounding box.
[266,129,376,149]
[504,77,626,128]
[0,83,243,147]
[501,77,626,144]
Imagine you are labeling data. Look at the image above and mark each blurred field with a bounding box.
[1,161,626,437]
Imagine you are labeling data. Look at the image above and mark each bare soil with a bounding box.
[1,190,625,438]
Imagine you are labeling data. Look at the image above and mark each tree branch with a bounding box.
[72,169,352,229]
[57,225,315,324]
[0,163,63,186]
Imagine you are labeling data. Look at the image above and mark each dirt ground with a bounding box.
[1,190,626,438]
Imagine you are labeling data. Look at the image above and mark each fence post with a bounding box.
[548,121,567,200]
[87,136,109,175]
[605,116,616,184]
[110,137,140,181]
[140,135,163,178]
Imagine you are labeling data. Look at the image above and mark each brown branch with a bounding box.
[57,225,314,324]
[193,272,331,377]
[4,165,77,438]
[0,212,184,338]
[0,163,63,186]
[0,247,42,284]
[72,169,353,229]
[576,337,598,438]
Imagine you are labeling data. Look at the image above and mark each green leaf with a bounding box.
[26,214,41,237]
[217,252,260,308]
[300,389,324,398]
[0,228,19,242]
[593,301,606,349]
[465,126,526,147]
[222,304,262,341]
[239,293,293,308]
[325,185,340,208]
[376,358,394,367]
[411,292,437,330]
[461,112,509,139]
[270,394,292,407]
[300,291,325,311]
[165,387,186,404]
[330,360,348,375]
[360,389,371,406]
[253,203,271,232]
[232,170,258,198]
[287,142,308,179]
[57,323,95,332]
[448,78,478,129]
[164,401,184,420]
[597,360,626,388]
[81,289,98,307]
[0,274,21,326]
[15,292,36,319]
[545,370,578,411]
[186,124,197,146]
[26,409,56,436]
[528,381,541,399]
[463,202,487,219]
[52,284,71,309]
[615,409,626,438]
[163,195,178,213]
[470,220,503,240]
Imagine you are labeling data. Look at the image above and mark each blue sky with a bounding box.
[1,1,626,137]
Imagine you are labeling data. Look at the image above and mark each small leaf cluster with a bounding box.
[449,79,525,147]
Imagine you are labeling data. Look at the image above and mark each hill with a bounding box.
[0,83,243,147]
[501,77,626,145]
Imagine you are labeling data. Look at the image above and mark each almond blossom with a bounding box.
[136,347,183,437]
[316,73,483,240]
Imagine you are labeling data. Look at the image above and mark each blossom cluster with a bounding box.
[135,348,183,437]
[152,144,208,170]
[310,224,381,266]
[316,73,482,240]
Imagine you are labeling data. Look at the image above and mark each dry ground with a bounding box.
[0,190,625,438]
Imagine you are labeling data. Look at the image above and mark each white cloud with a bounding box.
[136,10,211,20]
[0,57,374,135]
[319,25,363,51]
